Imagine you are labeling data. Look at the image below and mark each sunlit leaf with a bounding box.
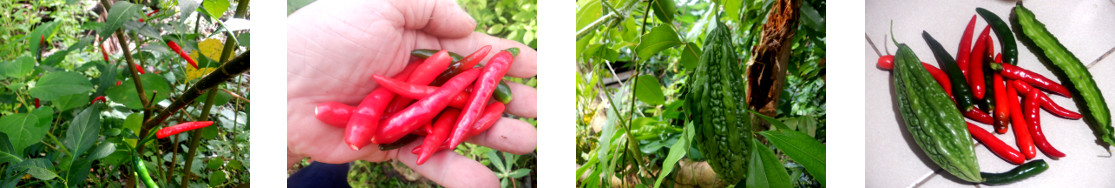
[635,25,682,59]
[746,138,792,188]
[634,75,665,105]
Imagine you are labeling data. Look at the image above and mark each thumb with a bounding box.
[391,0,476,38]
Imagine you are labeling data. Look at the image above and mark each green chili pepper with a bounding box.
[494,81,514,104]
[923,32,978,112]
[976,8,1017,65]
[980,159,1048,185]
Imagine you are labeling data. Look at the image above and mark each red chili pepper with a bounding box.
[964,108,994,125]
[992,54,1009,133]
[431,45,493,86]
[156,121,215,139]
[166,41,198,69]
[449,50,515,149]
[116,80,122,86]
[1025,89,1066,158]
[373,69,481,144]
[134,64,145,74]
[1008,81,1036,159]
[993,63,1072,98]
[99,42,111,62]
[957,15,977,75]
[138,9,158,22]
[876,55,894,69]
[966,122,1025,164]
[417,108,460,165]
[91,96,106,105]
[315,102,354,128]
[876,58,954,100]
[465,102,505,140]
[381,61,427,115]
[968,25,991,99]
[1011,80,1081,119]
[373,75,471,108]
[380,51,455,118]
[33,98,40,108]
[344,61,430,150]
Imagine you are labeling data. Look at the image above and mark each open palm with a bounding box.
[287,0,537,186]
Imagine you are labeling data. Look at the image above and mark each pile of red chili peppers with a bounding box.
[313,45,516,165]
[876,14,1080,165]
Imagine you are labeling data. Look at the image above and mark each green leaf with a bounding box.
[207,158,223,170]
[18,158,57,180]
[0,133,22,165]
[0,113,46,154]
[228,160,243,171]
[749,109,791,131]
[287,0,316,15]
[635,25,682,59]
[724,0,743,24]
[799,3,825,32]
[101,2,141,40]
[509,168,531,178]
[487,24,505,34]
[760,130,826,187]
[95,63,117,97]
[654,122,694,188]
[123,113,142,147]
[106,74,171,109]
[209,170,227,187]
[487,150,507,173]
[52,93,89,112]
[179,0,202,24]
[650,0,676,23]
[65,105,102,158]
[0,55,35,78]
[66,159,92,185]
[87,143,116,160]
[30,72,93,101]
[746,138,792,188]
[28,22,59,60]
[575,0,602,30]
[679,43,701,72]
[203,0,231,20]
[202,125,219,139]
[634,75,665,105]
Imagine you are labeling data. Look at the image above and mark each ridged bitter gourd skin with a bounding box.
[686,21,750,184]
[893,42,981,182]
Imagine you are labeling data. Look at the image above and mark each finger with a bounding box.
[440,32,538,78]
[467,117,537,155]
[391,0,476,38]
[397,141,500,187]
[288,100,394,164]
[505,82,537,118]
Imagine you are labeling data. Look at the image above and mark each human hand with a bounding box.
[286,0,537,186]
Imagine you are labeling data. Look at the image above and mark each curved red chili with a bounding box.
[381,62,426,115]
[382,51,455,117]
[993,63,1071,98]
[964,108,994,125]
[877,59,954,100]
[315,102,354,128]
[450,50,515,149]
[967,122,1025,164]
[1025,89,1066,158]
[417,109,459,165]
[373,69,481,144]
[134,64,145,74]
[1007,83,1036,159]
[166,41,198,69]
[91,96,107,105]
[156,121,215,139]
[373,75,471,108]
[33,98,40,108]
[1011,80,1081,119]
[968,25,991,99]
[343,61,427,150]
[466,102,505,140]
[957,15,977,75]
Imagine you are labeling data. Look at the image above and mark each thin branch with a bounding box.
[143,51,249,128]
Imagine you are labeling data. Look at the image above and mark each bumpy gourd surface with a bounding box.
[893,43,981,182]
[687,21,750,184]
[1013,4,1114,146]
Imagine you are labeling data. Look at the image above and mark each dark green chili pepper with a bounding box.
[976,8,1017,65]
[494,81,514,104]
[411,49,464,62]
[923,31,978,111]
[980,159,1048,185]
[980,52,995,112]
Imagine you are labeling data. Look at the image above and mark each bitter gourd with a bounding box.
[686,20,750,184]
[893,36,981,182]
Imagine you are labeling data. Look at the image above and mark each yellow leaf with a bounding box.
[187,66,217,81]
[198,38,224,61]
